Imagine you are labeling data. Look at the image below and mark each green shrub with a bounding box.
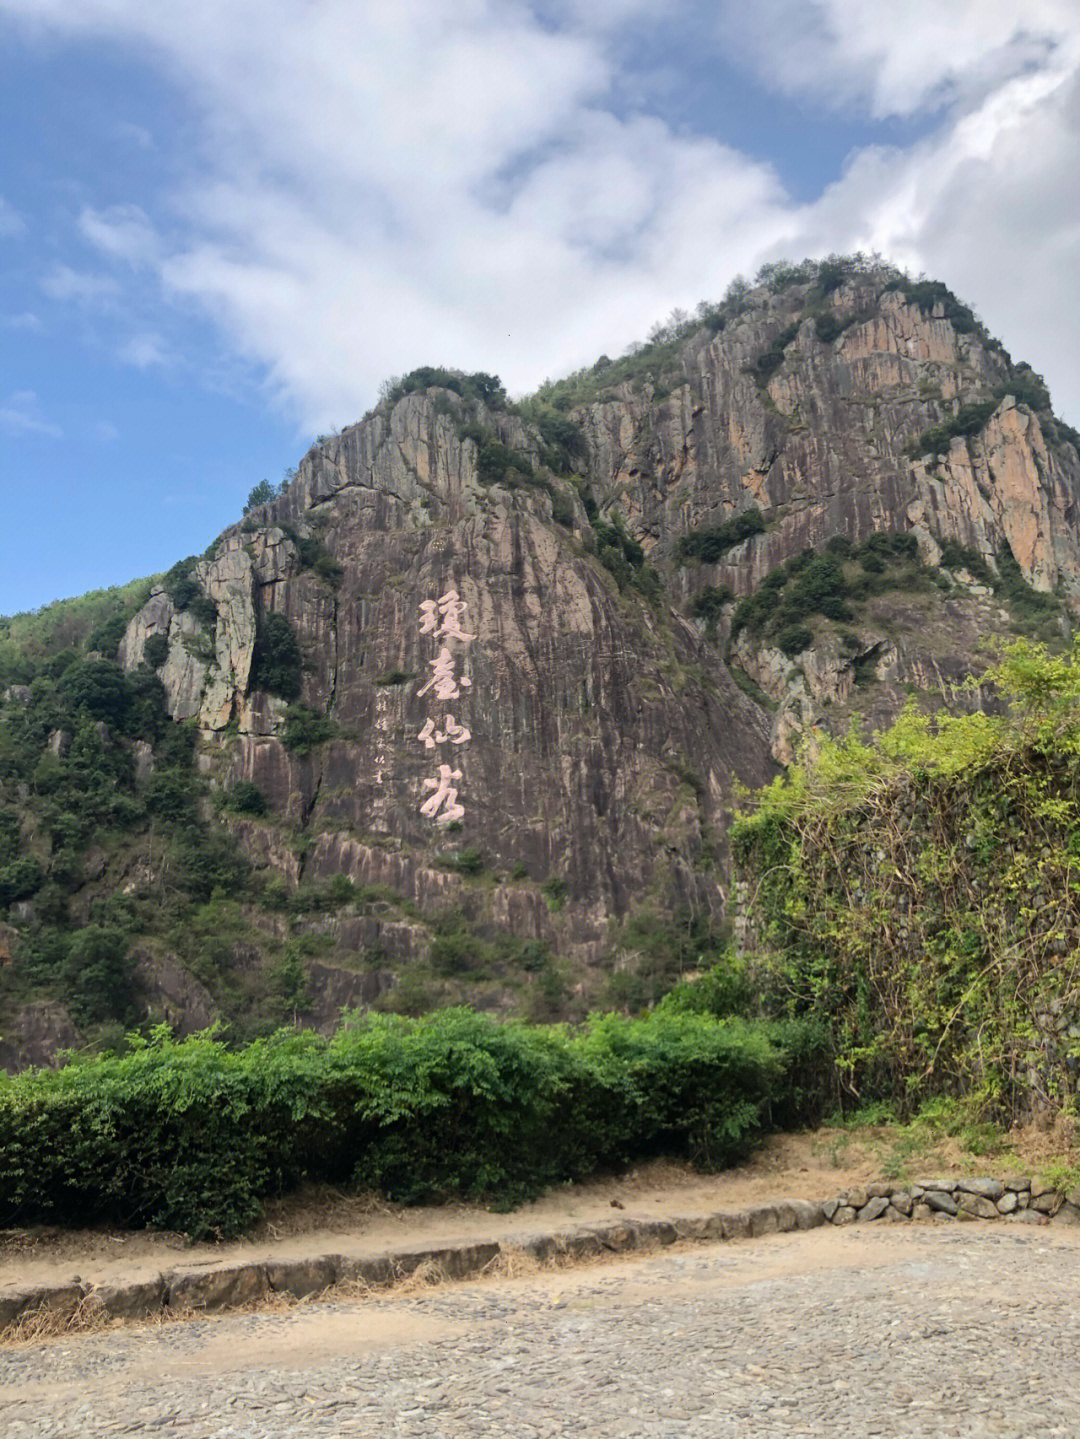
[816,256,847,295]
[169,826,251,901]
[549,491,575,527]
[245,480,276,511]
[474,438,535,487]
[937,539,993,583]
[222,780,268,817]
[688,586,733,635]
[385,368,506,410]
[87,614,129,658]
[145,772,198,822]
[909,399,998,458]
[898,279,977,334]
[0,809,19,867]
[777,624,813,657]
[677,508,767,565]
[0,1006,816,1236]
[374,669,414,687]
[163,558,198,610]
[744,323,800,387]
[278,525,344,588]
[143,634,170,670]
[251,612,303,701]
[58,659,131,728]
[326,873,355,904]
[542,874,568,910]
[784,555,850,623]
[435,846,486,877]
[61,924,133,1027]
[280,703,336,756]
[0,854,44,907]
[814,314,845,343]
[731,639,1080,1121]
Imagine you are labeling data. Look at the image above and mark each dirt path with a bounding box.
[3,1224,1079,1436]
[1,1129,891,1292]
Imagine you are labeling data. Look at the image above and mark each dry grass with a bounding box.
[4,1293,111,1346]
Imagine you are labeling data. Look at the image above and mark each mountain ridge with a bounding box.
[2,254,1078,1067]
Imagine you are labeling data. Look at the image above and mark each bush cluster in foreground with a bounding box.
[0,1006,825,1239]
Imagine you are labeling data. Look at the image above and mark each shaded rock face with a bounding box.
[118,266,1080,972]
[0,1000,80,1071]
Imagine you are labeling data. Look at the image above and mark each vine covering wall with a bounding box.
[732,641,1080,1121]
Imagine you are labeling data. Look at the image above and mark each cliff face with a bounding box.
[589,292,1079,593]
[121,390,775,975]
[124,262,1080,839]
[5,259,1080,1057]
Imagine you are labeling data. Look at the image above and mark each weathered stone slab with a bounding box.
[167,1264,269,1313]
[857,1196,890,1223]
[86,1276,165,1322]
[924,1190,958,1216]
[672,1214,723,1242]
[265,1256,338,1300]
[593,1222,639,1251]
[957,1192,999,1219]
[1030,1191,1062,1216]
[748,1206,779,1238]
[773,1201,799,1233]
[720,1211,751,1241]
[789,1199,825,1230]
[832,1206,857,1226]
[633,1220,678,1247]
[957,1178,1004,1201]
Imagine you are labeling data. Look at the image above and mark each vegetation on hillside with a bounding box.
[731,639,1080,1124]
[0,578,156,683]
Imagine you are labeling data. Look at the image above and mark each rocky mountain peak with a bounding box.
[4,256,1078,1060]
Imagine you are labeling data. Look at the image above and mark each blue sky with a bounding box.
[3,0,1080,614]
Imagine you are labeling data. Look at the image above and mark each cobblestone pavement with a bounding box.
[2,1224,1079,1437]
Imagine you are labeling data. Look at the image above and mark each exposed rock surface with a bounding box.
[10,261,1080,1051]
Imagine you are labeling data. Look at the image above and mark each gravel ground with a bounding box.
[2,1224,1078,1437]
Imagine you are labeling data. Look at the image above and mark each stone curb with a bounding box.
[2,1175,1077,1337]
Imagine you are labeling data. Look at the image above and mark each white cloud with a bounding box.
[0,390,62,438]
[92,419,119,441]
[115,121,155,150]
[40,264,121,306]
[0,195,27,238]
[5,0,1080,431]
[716,0,1079,119]
[791,36,1080,421]
[118,331,171,367]
[4,312,42,331]
[79,204,160,266]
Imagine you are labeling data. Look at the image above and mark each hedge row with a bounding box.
[0,1008,826,1239]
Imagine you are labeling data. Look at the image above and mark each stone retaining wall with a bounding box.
[2,1174,1077,1337]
